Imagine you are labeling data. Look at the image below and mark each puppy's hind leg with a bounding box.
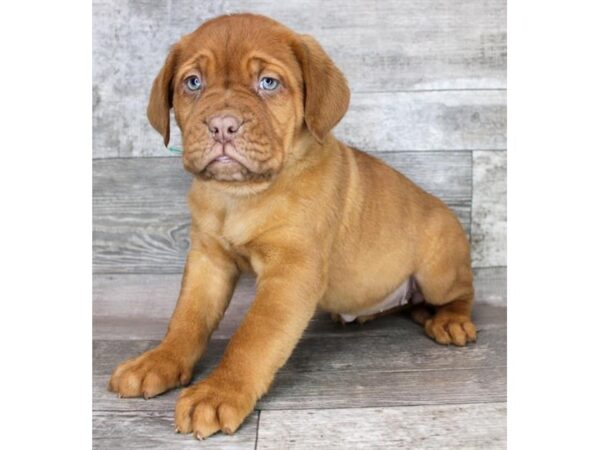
[414,239,477,346]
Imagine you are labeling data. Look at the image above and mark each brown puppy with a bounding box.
[109,14,476,439]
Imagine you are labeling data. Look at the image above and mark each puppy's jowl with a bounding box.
[109,14,477,439]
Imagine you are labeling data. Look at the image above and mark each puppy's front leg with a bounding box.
[175,249,324,439]
[108,244,238,399]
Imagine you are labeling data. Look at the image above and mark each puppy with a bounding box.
[109,13,477,439]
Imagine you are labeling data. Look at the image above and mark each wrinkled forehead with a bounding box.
[175,17,302,85]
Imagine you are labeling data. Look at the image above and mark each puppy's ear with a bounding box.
[147,45,179,147]
[293,35,350,143]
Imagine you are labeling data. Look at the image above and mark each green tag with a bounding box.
[168,146,183,155]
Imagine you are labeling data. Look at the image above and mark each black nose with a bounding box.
[208,115,241,143]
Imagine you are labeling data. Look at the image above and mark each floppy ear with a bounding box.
[293,35,350,143]
[147,46,179,147]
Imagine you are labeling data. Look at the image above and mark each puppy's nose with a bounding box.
[208,115,241,143]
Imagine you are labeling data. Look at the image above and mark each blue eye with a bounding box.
[259,77,280,91]
[185,75,202,91]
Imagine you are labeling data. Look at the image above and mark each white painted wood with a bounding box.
[337,91,506,152]
[257,403,506,449]
[471,151,507,267]
[93,410,259,449]
[93,0,506,158]
[474,267,506,306]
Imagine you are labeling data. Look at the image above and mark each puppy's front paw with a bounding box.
[108,346,193,399]
[425,314,477,346]
[175,376,255,439]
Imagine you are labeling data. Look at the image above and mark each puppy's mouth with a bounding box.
[183,141,267,182]
[210,154,236,164]
[206,143,245,167]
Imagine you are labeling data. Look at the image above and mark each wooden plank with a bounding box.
[93,304,506,342]
[471,151,506,267]
[93,366,505,413]
[93,0,172,159]
[93,0,506,158]
[93,274,256,341]
[168,0,507,92]
[93,304,505,411]
[93,271,506,340]
[93,409,259,449]
[93,152,471,274]
[93,269,504,347]
[93,158,191,274]
[257,403,506,449]
[93,273,508,322]
[97,0,507,93]
[93,316,505,376]
[161,91,506,157]
[337,91,506,152]
[259,366,505,411]
[94,90,505,159]
[473,267,506,306]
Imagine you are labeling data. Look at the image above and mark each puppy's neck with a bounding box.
[284,129,338,171]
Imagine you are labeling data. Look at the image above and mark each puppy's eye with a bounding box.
[184,75,202,91]
[259,77,280,91]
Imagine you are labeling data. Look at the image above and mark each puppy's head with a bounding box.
[147,14,350,186]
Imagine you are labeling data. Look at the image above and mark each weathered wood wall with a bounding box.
[93,0,506,303]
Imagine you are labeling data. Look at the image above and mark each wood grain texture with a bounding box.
[93,303,505,411]
[93,0,506,158]
[93,410,259,449]
[94,359,505,412]
[159,90,505,158]
[93,306,506,375]
[94,89,505,159]
[93,0,171,159]
[338,90,506,152]
[93,152,472,274]
[93,299,506,342]
[229,0,507,91]
[471,151,507,267]
[93,272,506,340]
[93,274,257,341]
[257,403,506,449]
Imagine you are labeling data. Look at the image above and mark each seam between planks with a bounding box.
[94,364,507,378]
[254,410,261,450]
[346,88,506,95]
[93,399,507,414]
[470,150,475,245]
[93,268,505,275]
[255,400,508,414]
[92,149,507,162]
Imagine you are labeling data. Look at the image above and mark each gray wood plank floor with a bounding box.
[93,291,506,448]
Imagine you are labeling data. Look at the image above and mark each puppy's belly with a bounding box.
[336,277,424,323]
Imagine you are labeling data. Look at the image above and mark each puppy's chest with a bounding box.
[198,210,262,267]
